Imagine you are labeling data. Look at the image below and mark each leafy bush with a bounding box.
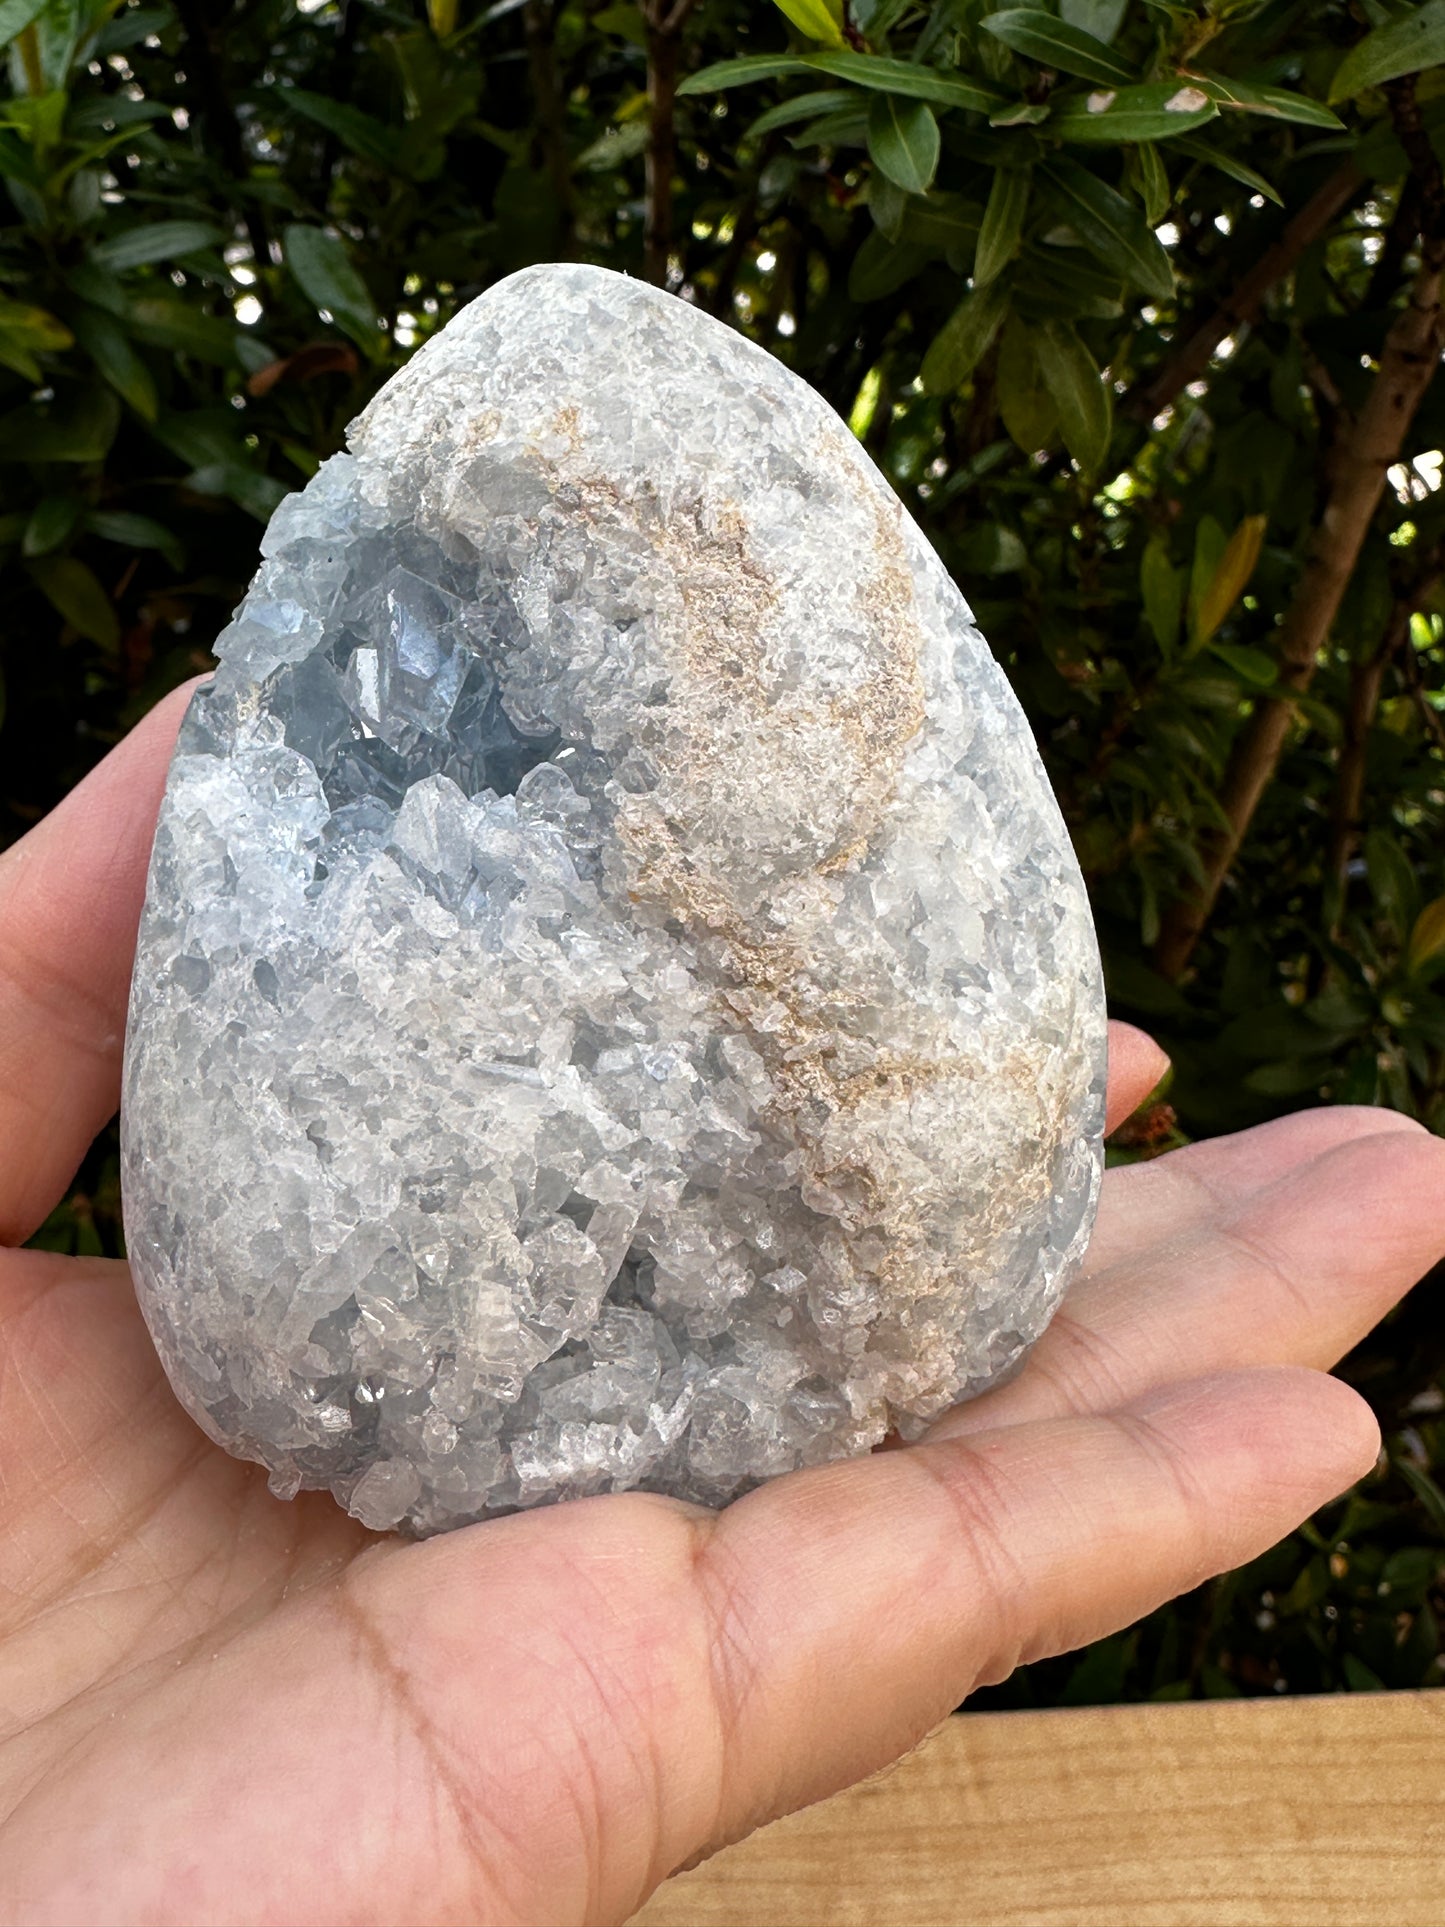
[4,0,1444,1701]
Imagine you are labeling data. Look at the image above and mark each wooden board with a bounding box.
[630,1692,1445,1927]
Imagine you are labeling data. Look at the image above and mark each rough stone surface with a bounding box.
[121,263,1106,1535]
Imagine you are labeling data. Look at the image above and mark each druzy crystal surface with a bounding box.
[121,263,1106,1535]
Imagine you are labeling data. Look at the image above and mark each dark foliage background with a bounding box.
[3,0,1445,1704]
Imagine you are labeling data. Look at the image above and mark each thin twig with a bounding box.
[1127,161,1363,423]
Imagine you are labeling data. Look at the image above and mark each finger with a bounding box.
[931,1121,1445,1443]
[690,1366,1375,1854]
[1085,1102,1423,1277]
[1105,1020,1169,1136]
[0,681,197,1245]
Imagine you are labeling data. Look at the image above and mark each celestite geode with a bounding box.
[121,263,1106,1535]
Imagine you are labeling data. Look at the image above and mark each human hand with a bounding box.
[1,690,1441,1927]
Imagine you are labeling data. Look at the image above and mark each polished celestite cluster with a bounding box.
[121,263,1106,1535]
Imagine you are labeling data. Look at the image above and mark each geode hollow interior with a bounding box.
[121,263,1106,1535]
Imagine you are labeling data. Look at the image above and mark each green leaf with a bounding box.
[920,277,1010,394]
[786,100,867,147]
[1132,141,1170,224]
[83,508,184,571]
[575,121,650,171]
[996,316,1057,451]
[868,171,908,240]
[1060,0,1127,40]
[0,125,44,190]
[94,6,170,54]
[281,438,321,479]
[65,95,171,136]
[1175,135,1282,205]
[1395,1458,1445,1540]
[848,229,931,299]
[0,87,66,150]
[867,92,940,194]
[90,220,226,271]
[282,224,380,351]
[785,103,868,148]
[744,88,852,140]
[152,407,247,470]
[280,88,402,170]
[955,521,1028,573]
[33,0,81,90]
[1366,827,1420,938]
[1343,1654,1387,1693]
[1140,538,1183,653]
[1209,641,1277,686]
[1040,158,1174,297]
[1407,894,1445,973]
[1049,80,1218,144]
[990,99,1052,126]
[771,0,846,49]
[1105,950,1190,1017]
[0,382,120,463]
[1329,1,1445,102]
[64,260,128,316]
[1018,241,1124,319]
[1243,1051,1336,1094]
[126,296,237,364]
[1219,1006,1345,1059]
[1382,1546,1445,1602]
[898,191,983,250]
[981,8,1134,85]
[1059,1631,1134,1705]
[0,294,71,383]
[1034,319,1111,471]
[0,0,47,49]
[22,491,81,557]
[1187,513,1227,637]
[975,165,1030,284]
[1193,72,1344,131]
[186,462,289,523]
[591,4,647,46]
[1192,512,1266,644]
[676,55,813,96]
[27,555,119,648]
[69,304,157,420]
[801,51,1005,114]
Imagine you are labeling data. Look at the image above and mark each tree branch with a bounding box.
[315,0,361,190]
[1365,176,1421,313]
[1388,74,1445,245]
[173,0,270,264]
[702,168,762,318]
[1323,576,1442,937]
[1326,529,1445,934]
[1154,259,1445,978]
[523,0,576,253]
[643,0,698,287]
[1128,161,1362,423]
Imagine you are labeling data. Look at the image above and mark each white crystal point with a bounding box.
[121,262,1106,1535]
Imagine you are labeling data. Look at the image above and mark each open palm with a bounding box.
[1,686,1441,1927]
